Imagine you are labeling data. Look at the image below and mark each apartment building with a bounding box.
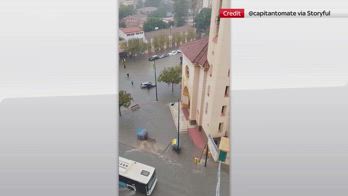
[180,0,230,141]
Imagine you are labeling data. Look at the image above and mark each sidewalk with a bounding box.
[168,102,195,132]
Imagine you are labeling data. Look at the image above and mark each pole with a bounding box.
[204,144,208,167]
[153,59,158,101]
[177,98,180,150]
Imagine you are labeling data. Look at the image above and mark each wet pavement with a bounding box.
[119,54,181,105]
[119,135,230,196]
[119,55,229,196]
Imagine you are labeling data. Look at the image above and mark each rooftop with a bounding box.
[180,37,209,67]
[120,27,143,34]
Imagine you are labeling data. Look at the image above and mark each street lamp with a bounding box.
[173,81,182,153]
[153,59,159,101]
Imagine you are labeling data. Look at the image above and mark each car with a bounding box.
[148,55,160,61]
[168,50,178,56]
[159,53,169,59]
[140,82,156,89]
[176,49,181,53]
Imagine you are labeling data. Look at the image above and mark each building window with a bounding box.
[224,86,230,97]
[205,103,208,114]
[207,85,210,96]
[209,65,213,77]
[228,69,230,77]
[218,122,223,132]
[221,105,227,116]
[185,65,189,78]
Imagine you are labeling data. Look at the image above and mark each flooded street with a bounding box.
[119,54,181,105]
[118,55,230,196]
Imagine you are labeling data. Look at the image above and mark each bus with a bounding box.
[119,156,158,195]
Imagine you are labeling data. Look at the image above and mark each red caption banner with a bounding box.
[220,9,245,18]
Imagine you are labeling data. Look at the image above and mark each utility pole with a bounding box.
[174,82,182,153]
[204,144,209,167]
[177,98,180,150]
[153,59,158,101]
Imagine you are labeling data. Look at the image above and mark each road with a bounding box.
[119,136,230,196]
[119,53,181,105]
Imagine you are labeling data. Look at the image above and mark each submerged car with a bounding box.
[148,55,160,61]
[140,82,156,89]
[159,53,169,59]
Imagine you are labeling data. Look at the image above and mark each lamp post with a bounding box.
[153,59,159,101]
[177,97,180,151]
[174,82,182,153]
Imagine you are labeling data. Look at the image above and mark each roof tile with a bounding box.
[180,37,209,67]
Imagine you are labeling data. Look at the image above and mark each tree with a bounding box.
[191,0,201,18]
[121,39,147,57]
[119,21,127,28]
[172,33,179,47]
[119,5,135,19]
[187,29,196,41]
[145,0,161,7]
[173,32,183,46]
[164,36,171,49]
[119,90,133,116]
[138,39,146,55]
[143,17,168,32]
[182,32,188,43]
[158,65,182,92]
[159,34,166,51]
[153,36,161,52]
[146,42,153,53]
[173,0,188,27]
[194,8,212,33]
[149,7,167,18]
[136,0,144,9]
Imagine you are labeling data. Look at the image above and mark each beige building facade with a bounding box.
[180,0,230,140]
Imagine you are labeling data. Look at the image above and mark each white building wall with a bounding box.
[119,30,145,42]
[204,0,230,138]
[196,67,207,126]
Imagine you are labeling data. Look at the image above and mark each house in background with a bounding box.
[119,27,146,42]
[121,15,147,28]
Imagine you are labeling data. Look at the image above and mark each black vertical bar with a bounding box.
[177,98,180,149]
[204,144,209,167]
[154,59,158,101]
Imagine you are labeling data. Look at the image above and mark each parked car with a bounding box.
[148,55,160,61]
[176,49,181,53]
[168,50,178,56]
[159,53,169,59]
[140,82,156,89]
